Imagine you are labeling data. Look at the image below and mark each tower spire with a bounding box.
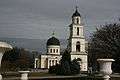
[72,5,81,17]
[75,5,78,11]
[75,0,78,10]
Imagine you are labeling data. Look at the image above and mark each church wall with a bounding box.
[47,45,60,55]
[72,25,84,37]
[72,17,81,24]
[40,55,62,69]
[40,55,48,68]
[71,38,85,52]
[34,58,40,68]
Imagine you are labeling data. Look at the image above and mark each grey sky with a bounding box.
[0,0,120,39]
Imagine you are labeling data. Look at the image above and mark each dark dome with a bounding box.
[72,9,81,17]
[47,37,60,46]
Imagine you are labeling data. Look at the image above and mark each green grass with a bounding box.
[29,72,56,77]
[2,72,56,78]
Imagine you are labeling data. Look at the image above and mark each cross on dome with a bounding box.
[75,6,78,11]
[52,31,55,36]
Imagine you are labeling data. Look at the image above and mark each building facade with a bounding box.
[34,7,88,71]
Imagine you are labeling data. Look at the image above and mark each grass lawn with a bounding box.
[2,71,56,78]
[29,72,56,77]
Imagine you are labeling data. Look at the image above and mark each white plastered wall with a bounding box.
[71,38,85,52]
[47,45,60,55]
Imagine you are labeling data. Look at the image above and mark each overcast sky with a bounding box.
[0,0,120,39]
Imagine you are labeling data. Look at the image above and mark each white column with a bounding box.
[52,60,54,66]
[0,52,3,80]
[48,60,49,68]
[34,58,38,68]
[54,60,56,65]
[0,52,3,67]
[0,74,2,80]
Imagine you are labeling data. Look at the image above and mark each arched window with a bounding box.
[52,60,54,66]
[55,60,57,64]
[77,18,79,24]
[50,49,52,53]
[56,49,58,53]
[53,49,55,53]
[49,60,51,67]
[76,41,80,52]
[77,27,79,36]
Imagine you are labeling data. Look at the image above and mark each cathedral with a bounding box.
[34,7,88,71]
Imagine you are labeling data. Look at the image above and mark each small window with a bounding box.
[50,49,52,53]
[55,60,57,64]
[56,49,58,53]
[52,60,54,65]
[49,60,51,67]
[76,41,80,52]
[53,49,55,53]
[47,49,48,53]
[77,18,79,24]
[77,27,79,36]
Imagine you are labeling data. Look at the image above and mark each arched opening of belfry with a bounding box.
[76,41,80,52]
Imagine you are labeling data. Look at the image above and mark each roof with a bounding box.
[72,7,81,17]
[47,37,60,46]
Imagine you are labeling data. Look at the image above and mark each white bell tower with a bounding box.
[68,6,88,71]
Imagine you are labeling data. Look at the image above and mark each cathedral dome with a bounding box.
[0,42,13,49]
[47,37,60,46]
[72,7,81,17]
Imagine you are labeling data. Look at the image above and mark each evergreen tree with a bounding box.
[48,49,80,75]
[61,50,71,63]
[70,59,80,74]
[61,60,71,75]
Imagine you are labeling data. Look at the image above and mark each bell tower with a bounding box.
[69,6,84,52]
[68,6,88,71]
